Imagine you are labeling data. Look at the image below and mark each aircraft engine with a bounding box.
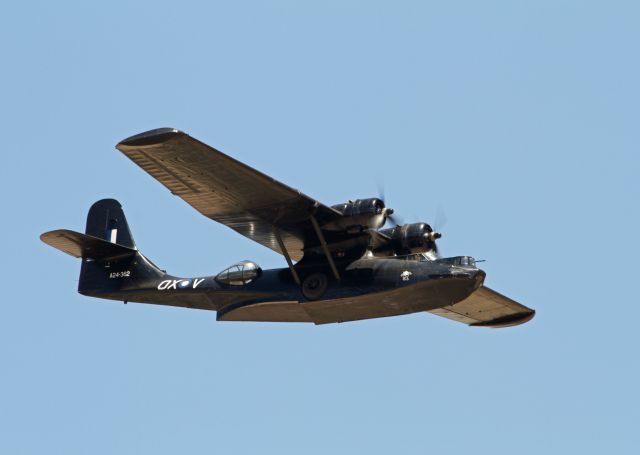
[324,198,393,231]
[376,222,441,256]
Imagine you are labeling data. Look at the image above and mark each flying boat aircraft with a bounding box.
[41,128,535,327]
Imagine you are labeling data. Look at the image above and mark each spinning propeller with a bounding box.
[376,182,403,227]
[376,181,445,257]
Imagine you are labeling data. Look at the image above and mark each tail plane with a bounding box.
[41,199,137,256]
[41,199,165,296]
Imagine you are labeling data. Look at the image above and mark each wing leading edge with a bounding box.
[116,128,343,261]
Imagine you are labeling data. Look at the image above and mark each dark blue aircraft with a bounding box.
[41,128,534,327]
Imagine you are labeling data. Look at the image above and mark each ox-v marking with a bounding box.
[157,278,205,290]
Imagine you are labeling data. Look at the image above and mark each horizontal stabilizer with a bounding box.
[40,229,137,261]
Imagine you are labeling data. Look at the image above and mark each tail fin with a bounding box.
[41,199,165,297]
[85,199,136,249]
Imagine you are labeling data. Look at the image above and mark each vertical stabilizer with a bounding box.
[85,199,136,249]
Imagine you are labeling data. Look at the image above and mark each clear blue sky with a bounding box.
[1,1,639,453]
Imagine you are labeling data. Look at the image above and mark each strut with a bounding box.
[310,215,340,281]
[273,226,301,285]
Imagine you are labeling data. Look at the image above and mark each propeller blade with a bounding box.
[376,177,386,203]
[386,213,404,227]
[425,231,442,258]
[434,205,448,232]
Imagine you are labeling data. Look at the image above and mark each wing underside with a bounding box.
[116,128,343,261]
[428,286,535,328]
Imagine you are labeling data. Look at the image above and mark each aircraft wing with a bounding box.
[428,286,535,328]
[116,128,344,261]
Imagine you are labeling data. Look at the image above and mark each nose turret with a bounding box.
[435,256,485,290]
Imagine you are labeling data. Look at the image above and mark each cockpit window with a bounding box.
[216,261,261,285]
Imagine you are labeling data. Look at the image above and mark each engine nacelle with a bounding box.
[324,198,392,232]
[376,222,440,256]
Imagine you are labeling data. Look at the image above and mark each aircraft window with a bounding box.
[243,264,260,282]
[456,256,476,267]
[216,261,262,286]
[227,266,244,285]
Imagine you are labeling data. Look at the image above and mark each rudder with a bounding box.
[85,199,136,248]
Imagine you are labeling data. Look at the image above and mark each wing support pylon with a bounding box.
[273,226,301,285]
[310,215,340,281]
